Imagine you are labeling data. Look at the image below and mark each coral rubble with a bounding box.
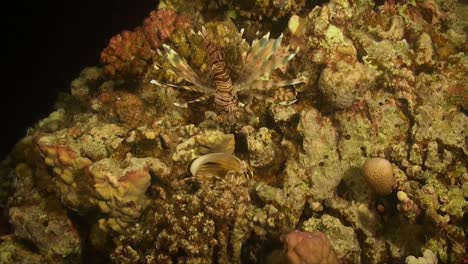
[1,0,467,263]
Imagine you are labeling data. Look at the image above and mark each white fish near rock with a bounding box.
[189,153,251,180]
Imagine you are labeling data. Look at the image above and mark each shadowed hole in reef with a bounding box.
[0,218,12,237]
[336,166,368,201]
[360,146,367,157]
[336,180,348,198]
[382,193,399,217]
[67,210,110,263]
[300,0,328,16]
[374,0,386,7]
[264,107,278,129]
[16,239,41,254]
[249,190,267,208]
[234,132,249,157]
[297,201,313,226]
[461,106,467,116]
[241,232,285,264]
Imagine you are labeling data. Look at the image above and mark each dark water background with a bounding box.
[4,1,156,159]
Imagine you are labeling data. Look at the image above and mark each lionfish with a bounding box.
[151,27,305,123]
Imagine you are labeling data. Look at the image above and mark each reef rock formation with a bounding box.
[1,0,467,263]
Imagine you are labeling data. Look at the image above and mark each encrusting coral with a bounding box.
[283,230,339,264]
[1,0,467,263]
[87,157,170,233]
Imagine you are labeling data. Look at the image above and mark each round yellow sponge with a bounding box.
[362,157,394,195]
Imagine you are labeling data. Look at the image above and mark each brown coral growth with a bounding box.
[97,91,149,127]
[100,9,191,79]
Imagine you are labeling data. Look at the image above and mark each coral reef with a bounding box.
[111,169,252,263]
[160,0,306,21]
[1,0,467,263]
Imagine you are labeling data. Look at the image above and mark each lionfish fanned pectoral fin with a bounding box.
[244,47,300,87]
[150,79,209,94]
[247,76,306,91]
[256,47,299,76]
[154,43,214,108]
[150,80,212,108]
[157,44,210,91]
[237,32,302,88]
[174,94,212,108]
[239,33,281,83]
[236,75,306,107]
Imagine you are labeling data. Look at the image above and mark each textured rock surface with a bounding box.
[302,214,361,263]
[1,0,467,263]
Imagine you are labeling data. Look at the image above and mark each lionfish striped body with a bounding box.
[205,39,240,121]
[151,27,305,124]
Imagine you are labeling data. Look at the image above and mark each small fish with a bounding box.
[188,153,251,181]
[152,26,306,123]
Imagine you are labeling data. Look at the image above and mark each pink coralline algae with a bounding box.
[100,9,191,79]
[142,9,191,49]
[100,30,153,78]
